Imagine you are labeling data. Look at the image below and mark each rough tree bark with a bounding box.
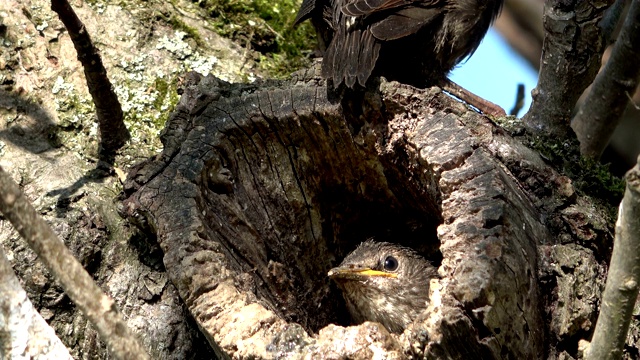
[121,67,617,359]
[0,164,149,360]
[523,0,614,140]
[0,246,73,359]
[1,0,636,357]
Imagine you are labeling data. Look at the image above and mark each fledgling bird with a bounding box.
[328,240,438,333]
[294,0,504,89]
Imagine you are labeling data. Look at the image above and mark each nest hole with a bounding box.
[197,136,443,333]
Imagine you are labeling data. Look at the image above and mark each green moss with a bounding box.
[527,134,625,208]
[492,115,521,132]
[167,15,204,47]
[194,0,317,78]
[151,77,179,127]
[571,157,626,204]
[53,94,95,148]
[152,78,170,111]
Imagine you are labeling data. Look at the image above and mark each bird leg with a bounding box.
[439,78,506,118]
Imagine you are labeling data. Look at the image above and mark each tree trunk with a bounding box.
[121,67,615,359]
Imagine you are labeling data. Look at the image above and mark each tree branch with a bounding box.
[0,166,149,360]
[51,0,130,154]
[494,0,544,70]
[584,155,640,359]
[523,0,614,139]
[572,0,640,159]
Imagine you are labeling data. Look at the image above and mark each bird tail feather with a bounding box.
[323,26,380,88]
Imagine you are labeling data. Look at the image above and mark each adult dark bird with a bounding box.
[294,0,504,89]
[328,240,438,333]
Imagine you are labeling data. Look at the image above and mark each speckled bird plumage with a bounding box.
[328,240,437,333]
[295,0,503,88]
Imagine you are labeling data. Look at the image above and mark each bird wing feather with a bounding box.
[323,21,381,87]
[344,30,360,87]
[357,30,380,85]
[294,0,317,25]
[370,7,441,40]
[342,0,442,16]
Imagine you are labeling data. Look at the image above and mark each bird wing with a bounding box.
[370,7,442,40]
[341,0,444,41]
[322,25,381,87]
[294,0,318,25]
[323,0,444,87]
[342,0,441,16]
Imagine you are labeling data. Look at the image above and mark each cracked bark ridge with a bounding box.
[121,67,611,358]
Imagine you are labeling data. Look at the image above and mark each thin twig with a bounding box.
[510,83,526,116]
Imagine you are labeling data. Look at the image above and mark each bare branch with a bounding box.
[572,0,640,159]
[584,156,640,360]
[51,0,130,154]
[0,166,149,360]
[510,83,526,116]
[495,0,544,70]
[523,0,614,139]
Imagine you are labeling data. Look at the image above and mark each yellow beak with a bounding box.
[328,267,398,279]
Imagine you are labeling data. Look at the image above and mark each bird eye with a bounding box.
[383,256,398,271]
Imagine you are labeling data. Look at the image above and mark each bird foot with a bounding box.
[440,79,506,118]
